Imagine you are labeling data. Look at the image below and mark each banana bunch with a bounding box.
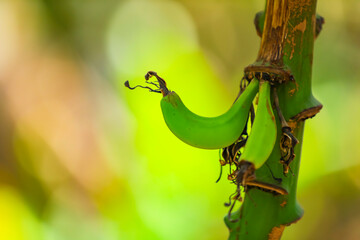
[126,71,278,170]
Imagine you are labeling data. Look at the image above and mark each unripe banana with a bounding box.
[160,79,259,149]
[239,80,277,168]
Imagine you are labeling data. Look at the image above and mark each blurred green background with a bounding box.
[1,0,360,239]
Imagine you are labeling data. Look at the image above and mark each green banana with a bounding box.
[239,80,277,168]
[160,79,259,149]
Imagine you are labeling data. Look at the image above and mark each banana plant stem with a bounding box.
[225,0,321,239]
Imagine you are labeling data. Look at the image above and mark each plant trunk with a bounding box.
[225,0,322,239]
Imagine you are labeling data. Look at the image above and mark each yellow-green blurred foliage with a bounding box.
[0,0,359,239]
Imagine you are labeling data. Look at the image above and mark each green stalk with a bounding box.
[225,0,322,239]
